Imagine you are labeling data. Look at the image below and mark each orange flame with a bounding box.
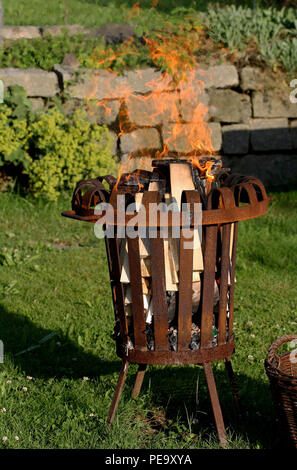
[86,15,221,190]
[124,1,141,21]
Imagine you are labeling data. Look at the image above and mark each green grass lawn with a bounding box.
[1,1,296,74]
[2,1,270,27]
[0,189,296,449]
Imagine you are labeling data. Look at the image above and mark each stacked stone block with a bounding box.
[0,60,296,186]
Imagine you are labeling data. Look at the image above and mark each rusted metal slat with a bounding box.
[200,224,218,349]
[150,232,168,351]
[203,362,228,448]
[177,227,193,350]
[218,223,231,346]
[127,236,147,350]
[107,360,129,424]
[227,221,238,339]
[106,236,128,340]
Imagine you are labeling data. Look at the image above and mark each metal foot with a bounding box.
[203,362,228,448]
[107,360,129,425]
[132,364,147,398]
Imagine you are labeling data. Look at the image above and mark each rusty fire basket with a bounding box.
[62,160,270,447]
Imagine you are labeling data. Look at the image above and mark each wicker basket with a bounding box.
[265,334,297,448]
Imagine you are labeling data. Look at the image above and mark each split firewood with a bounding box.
[191,212,204,272]
[129,192,151,258]
[148,181,160,191]
[192,271,201,282]
[169,163,194,211]
[229,223,234,259]
[163,193,179,292]
[125,291,151,313]
[163,239,179,291]
[143,294,151,311]
[120,244,152,283]
[164,193,179,282]
[124,280,149,303]
[217,187,236,288]
[147,182,178,290]
[141,258,151,277]
[120,240,130,283]
[134,192,143,211]
[169,162,204,272]
[142,278,150,295]
[120,192,151,283]
[228,223,237,286]
[139,235,150,258]
[145,298,153,324]
[165,238,178,284]
[219,223,236,286]
[125,304,133,328]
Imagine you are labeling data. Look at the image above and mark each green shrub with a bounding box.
[206,5,297,73]
[0,11,202,72]
[0,33,103,71]
[0,87,118,200]
[26,108,117,200]
[0,104,31,170]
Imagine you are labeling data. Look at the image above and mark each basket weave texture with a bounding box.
[265,334,297,448]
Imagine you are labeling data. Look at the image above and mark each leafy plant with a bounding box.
[0,7,203,72]
[26,107,117,200]
[0,103,30,170]
[84,38,153,72]
[0,86,117,200]
[206,5,297,73]
[0,33,101,71]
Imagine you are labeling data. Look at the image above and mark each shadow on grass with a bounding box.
[0,303,120,379]
[0,302,285,448]
[122,362,283,449]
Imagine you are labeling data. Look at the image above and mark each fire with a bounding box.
[86,4,221,192]
[123,1,141,21]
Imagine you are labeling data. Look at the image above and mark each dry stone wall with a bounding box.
[0,27,296,186]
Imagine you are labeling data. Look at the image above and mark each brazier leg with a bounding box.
[107,360,129,425]
[224,357,243,427]
[132,364,147,398]
[203,362,228,448]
